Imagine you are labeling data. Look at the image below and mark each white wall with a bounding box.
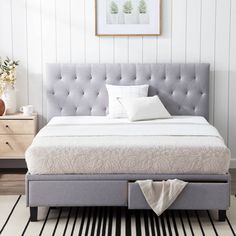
[0,0,236,167]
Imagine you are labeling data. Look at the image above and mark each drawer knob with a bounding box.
[5,125,9,128]
[5,141,9,145]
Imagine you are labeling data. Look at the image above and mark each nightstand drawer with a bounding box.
[0,119,36,134]
[0,135,34,158]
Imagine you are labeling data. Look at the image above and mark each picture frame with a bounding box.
[95,0,161,36]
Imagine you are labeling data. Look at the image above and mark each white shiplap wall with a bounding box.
[0,0,236,167]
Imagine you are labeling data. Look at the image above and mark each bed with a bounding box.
[25,63,231,222]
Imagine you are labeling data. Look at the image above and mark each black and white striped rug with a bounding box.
[0,195,235,236]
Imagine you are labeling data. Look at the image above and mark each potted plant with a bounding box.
[0,57,19,114]
[139,0,149,24]
[123,0,136,24]
[109,1,119,24]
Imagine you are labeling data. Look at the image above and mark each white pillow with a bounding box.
[119,96,171,121]
[106,84,149,118]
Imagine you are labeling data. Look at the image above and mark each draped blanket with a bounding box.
[137,179,188,215]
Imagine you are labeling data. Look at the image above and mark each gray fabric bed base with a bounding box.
[26,173,231,213]
[26,173,229,181]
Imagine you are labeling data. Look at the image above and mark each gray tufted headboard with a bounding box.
[46,63,209,121]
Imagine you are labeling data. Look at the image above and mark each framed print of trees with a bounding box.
[95,0,161,36]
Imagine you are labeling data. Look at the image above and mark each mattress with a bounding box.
[25,116,231,175]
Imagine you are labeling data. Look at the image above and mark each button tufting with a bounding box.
[47,64,208,120]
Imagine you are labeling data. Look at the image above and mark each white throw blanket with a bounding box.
[137,179,188,216]
[38,116,221,137]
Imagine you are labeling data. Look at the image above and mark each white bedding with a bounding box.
[25,116,231,175]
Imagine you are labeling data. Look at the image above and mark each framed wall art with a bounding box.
[95,0,161,36]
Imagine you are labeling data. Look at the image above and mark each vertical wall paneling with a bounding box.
[171,0,187,63]
[186,0,201,63]
[0,0,12,57]
[71,0,85,63]
[85,0,99,63]
[200,0,216,125]
[214,0,231,142]
[143,37,157,63]
[228,0,236,167]
[26,0,43,128]
[157,0,172,63]
[55,0,71,63]
[41,0,56,124]
[99,0,114,64]
[11,0,28,109]
[41,0,56,64]
[114,37,129,63]
[128,37,143,63]
[100,37,114,63]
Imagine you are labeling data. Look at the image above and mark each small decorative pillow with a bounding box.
[119,96,171,121]
[106,84,149,118]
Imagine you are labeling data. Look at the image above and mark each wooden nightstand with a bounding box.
[0,113,37,160]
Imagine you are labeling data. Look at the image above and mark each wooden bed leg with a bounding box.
[30,207,38,222]
[218,210,226,222]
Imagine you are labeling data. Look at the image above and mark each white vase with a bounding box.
[1,87,17,114]
[139,13,149,24]
[124,13,137,24]
[110,14,119,24]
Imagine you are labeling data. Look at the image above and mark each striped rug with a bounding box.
[0,195,235,236]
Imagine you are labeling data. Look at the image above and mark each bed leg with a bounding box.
[218,210,226,222]
[30,207,38,222]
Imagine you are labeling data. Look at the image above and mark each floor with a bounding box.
[0,195,235,236]
[0,169,236,195]
[0,169,25,195]
[231,169,236,194]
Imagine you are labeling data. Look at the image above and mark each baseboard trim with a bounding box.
[0,159,26,169]
[230,160,236,169]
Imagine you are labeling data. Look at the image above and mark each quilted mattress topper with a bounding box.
[25,116,231,175]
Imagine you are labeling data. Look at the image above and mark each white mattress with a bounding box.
[25,116,231,175]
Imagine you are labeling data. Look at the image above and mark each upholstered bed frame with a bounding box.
[26,63,230,222]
